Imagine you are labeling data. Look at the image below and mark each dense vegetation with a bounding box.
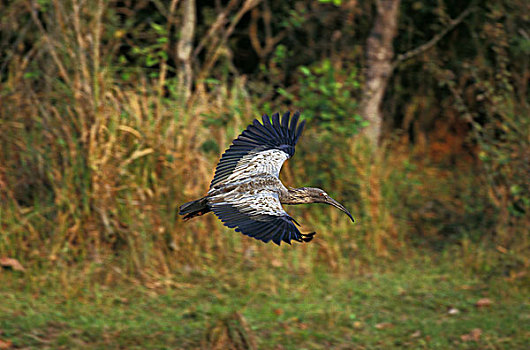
[0,0,528,348]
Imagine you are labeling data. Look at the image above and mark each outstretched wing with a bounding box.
[209,111,305,189]
[210,190,313,245]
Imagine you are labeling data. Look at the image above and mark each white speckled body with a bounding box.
[207,149,292,218]
[208,174,289,217]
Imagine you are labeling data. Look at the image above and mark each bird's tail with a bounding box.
[178,197,210,221]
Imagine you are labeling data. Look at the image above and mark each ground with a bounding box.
[0,257,528,349]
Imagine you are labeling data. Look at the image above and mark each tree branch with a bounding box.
[192,0,239,58]
[197,0,261,81]
[392,6,476,69]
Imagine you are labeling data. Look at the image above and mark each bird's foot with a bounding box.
[182,209,209,221]
[300,232,316,242]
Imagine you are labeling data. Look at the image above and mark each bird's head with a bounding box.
[299,187,355,222]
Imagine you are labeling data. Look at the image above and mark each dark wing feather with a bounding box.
[211,202,306,246]
[209,111,304,189]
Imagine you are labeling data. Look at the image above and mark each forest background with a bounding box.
[0,0,528,348]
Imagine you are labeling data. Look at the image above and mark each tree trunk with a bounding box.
[177,0,196,102]
[360,0,401,147]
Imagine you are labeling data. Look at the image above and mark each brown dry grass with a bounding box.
[0,0,527,284]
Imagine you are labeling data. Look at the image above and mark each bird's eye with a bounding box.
[319,193,324,196]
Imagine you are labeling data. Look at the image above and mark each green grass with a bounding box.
[1,256,528,349]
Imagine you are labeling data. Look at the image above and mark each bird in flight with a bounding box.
[179,111,354,245]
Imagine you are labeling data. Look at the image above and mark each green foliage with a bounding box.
[318,0,343,6]
[475,12,529,225]
[477,104,529,220]
[279,59,366,139]
[126,22,170,78]
[426,2,530,243]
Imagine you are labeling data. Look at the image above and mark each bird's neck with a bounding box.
[280,187,312,205]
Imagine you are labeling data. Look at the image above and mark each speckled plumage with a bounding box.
[179,111,354,245]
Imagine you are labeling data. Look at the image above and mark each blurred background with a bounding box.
[0,0,528,348]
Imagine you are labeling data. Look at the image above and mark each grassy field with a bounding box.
[1,255,528,349]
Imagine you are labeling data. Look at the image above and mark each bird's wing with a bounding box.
[209,111,305,189]
[210,190,310,245]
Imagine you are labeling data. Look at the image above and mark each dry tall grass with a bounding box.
[1,0,527,283]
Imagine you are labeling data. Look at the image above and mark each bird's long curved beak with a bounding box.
[326,196,355,222]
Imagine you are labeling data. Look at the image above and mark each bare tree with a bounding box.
[360,1,475,147]
[177,0,196,101]
[360,0,401,147]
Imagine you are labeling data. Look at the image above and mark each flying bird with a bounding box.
[178,111,354,245]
